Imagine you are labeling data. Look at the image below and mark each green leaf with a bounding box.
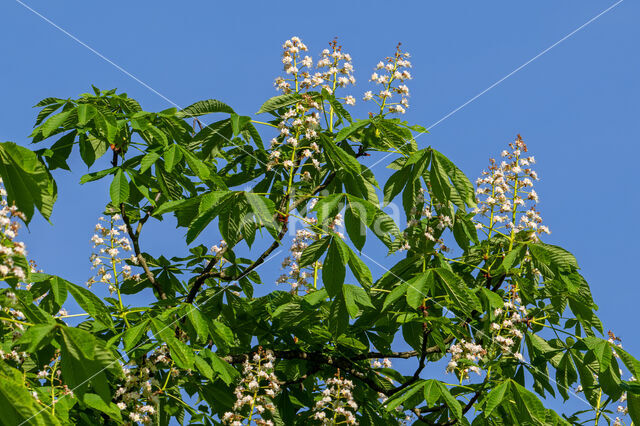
[180,146,211,181]
[59,326,110,399]
[185,191,232,244]
[314,193,344,224]
[200,349,239,385]
[164,144,182,173]
[335,119,370,142]
[15,323,55,352]
[110,168,129,206]
[344,208,365,251]
[555,352,578,400]
[140,151,161,173]
[347,248,373,288]
[83,393,122,422]
[614,346,640,379]
[230,114,252,136]
[166,337,194,369]
[383,282,408,311]
[0,142,57,222]
[509,380,547,425]
[76,104,97,126]
[299,237,330,268]
[67,281,114,329]
[0,365,61,425]
[194,354,215,381]
[432,149,476,209]
[151,318,194,369]
[80,167,116,184]
[323,238,347,298]
[383,167,410,206]
[123,319,150,351]
[583,337,612,372]
[257,93,302,114]
[342,284,374,318]
[385,380,426,410]
[429,152,451,205]
[484,381,509,417]
[406,271,435,309]
[628,393,640,425]
[176,99,235,117]
[433,268,481,315]
[40,110,71,138]
[187,307,210,342]
[436,382,462,419]
[245,193,277,237]
[423,380,441,406]
[319,135,361,176]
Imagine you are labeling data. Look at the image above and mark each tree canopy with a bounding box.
[0,36,637,426]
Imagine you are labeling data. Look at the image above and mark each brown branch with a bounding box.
[184,169,337,303]
[288,171,336,213]
[413,391,481,425]
[185,256,220,303]
[121,203,167,300]
[387,326,432,396]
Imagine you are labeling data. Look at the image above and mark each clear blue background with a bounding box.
[2,0,638,421]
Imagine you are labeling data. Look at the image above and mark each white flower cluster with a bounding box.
[211,240,227,257]
[267,97,322,172]
[278,229,321,294]
[363,43,412,114]
[371,358,392,369]
[0,181,28,282]
[473,136,550,240]
[274,36,310,94]
[445,339,486,379]
[31,353,74,405]
[314,38,356,97]
[114,345,173,424]
[490,298,528,361]
[274,37,355,99]
[223,349,279,426]
[87,215,138,293]
[312,374,358,425]
[0,290,26,336]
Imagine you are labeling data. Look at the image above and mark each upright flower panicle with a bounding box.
[0,179,28,283]
[278,229,321,294]
[223,348,279,425]
[87,215,136,294]
[311,373,358,425]
[473,135,550,241]
[363,43,412,115]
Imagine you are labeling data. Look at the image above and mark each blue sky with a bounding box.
[2,0,638,420]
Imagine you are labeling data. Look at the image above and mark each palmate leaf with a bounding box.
[0,142,57,222]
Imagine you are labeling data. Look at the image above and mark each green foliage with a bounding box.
[0,39,636,426]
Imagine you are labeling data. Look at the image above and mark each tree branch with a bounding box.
[184,170,337,303]
[120,203,167,300]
